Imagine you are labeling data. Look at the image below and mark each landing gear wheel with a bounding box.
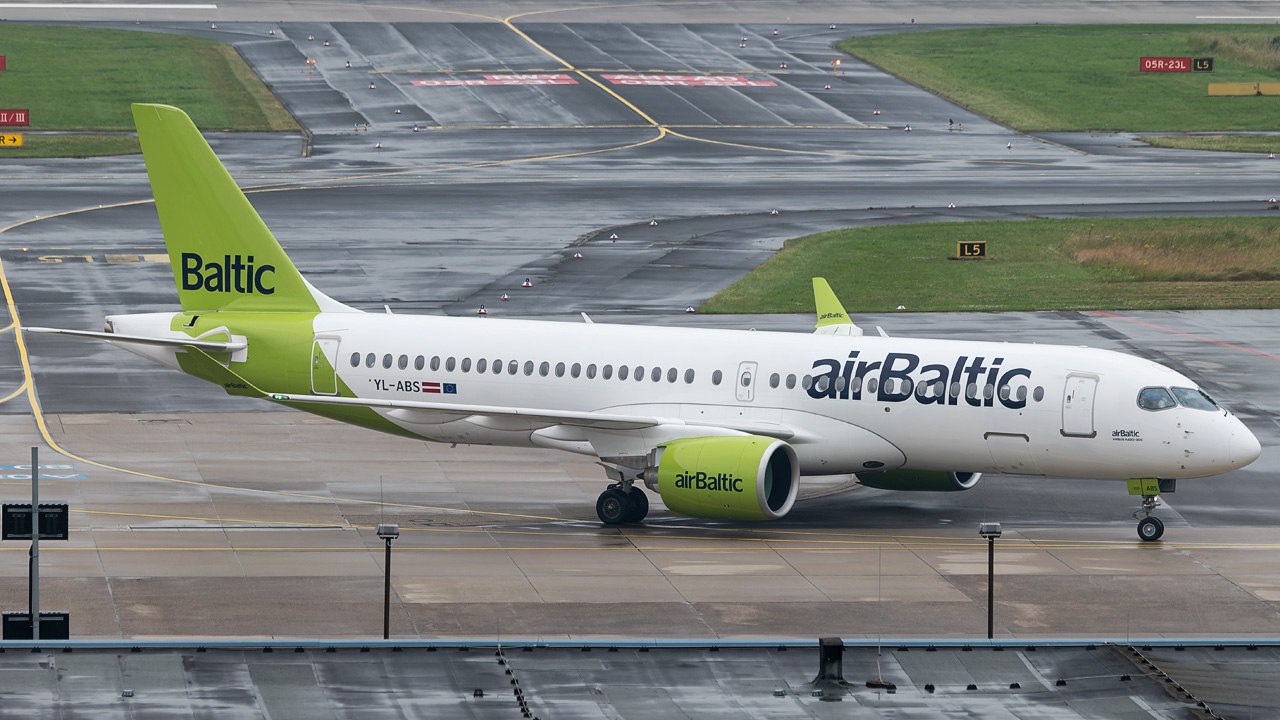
[596,487,632,525]
[624,486,649,523]
[1137,516,1164,542]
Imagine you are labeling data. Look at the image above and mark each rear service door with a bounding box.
[311,337,340,395]
[1061,374,1098,438]
[736,361,758,402]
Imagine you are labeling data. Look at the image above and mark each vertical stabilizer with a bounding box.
[132,103,321,313]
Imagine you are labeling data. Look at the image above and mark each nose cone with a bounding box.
[1229,420,1262,469]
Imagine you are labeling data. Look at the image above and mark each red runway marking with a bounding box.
[1091,311,1280,360]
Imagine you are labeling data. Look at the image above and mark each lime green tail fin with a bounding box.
[132,103,321,313]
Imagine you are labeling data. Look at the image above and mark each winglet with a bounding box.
[813,278,862,336]
[175,345,267,398]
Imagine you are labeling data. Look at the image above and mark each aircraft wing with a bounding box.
[268,391,661,431]
[270,392,799,438]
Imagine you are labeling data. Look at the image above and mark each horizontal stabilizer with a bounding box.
[26,327,247,353]
[176,346,266,398]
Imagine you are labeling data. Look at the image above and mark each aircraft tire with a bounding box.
[596,488,632,525]
[624,486,649,523]
[1137,516,1164,542]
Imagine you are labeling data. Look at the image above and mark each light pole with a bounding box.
[376,524,399,639]
[978,522,1001,640]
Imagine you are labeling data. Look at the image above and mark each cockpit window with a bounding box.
[1171,386,1219,411]
[1137,387,1176,411]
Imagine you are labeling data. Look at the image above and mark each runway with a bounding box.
[0,0,1278,651]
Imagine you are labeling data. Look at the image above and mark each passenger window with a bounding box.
[365,353,376,368]
[835,376,847,392]
[635,366,644,381]
[555,362,566,378]
[382,354,393,369]
[684,368,695,384]
[430,356,441,371]
[572,363,582,378]
[999,385,1010,401]
[1033,386,1044,402]
[539,361,550,377]
[587,364,597,379]
[618,365,630,381]
[603,364,613,380]
[415,355,425,371]
[949,382,960,398]
[350,352,360,368]
[867,377,879,395]
[492,359,502,374]
[651,367,661,382]
[965,383,976,399]
[398,354,408,370]
[1171,386,1217,411]
[667,367,677,383]
[508,360,518,375]
[883,378,894,394]
[901,378,914,395]
[801,375,812,390]
[1016,386,1027,402]
[523,361,534,376]
[983,383,993,400]
[814,376,828,393]
[462,358,472,373]
[769,373,780,389]
[446,357,456,372]
[712,370,723,386]
[476,359,487,374]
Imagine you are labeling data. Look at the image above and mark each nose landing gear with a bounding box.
[1134,494,1164,542]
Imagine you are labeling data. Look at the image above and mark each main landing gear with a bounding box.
[596,482,649,525]
[1134,494,1164,542]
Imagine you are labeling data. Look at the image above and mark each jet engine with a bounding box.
[856,469,982,492]
[642,435,799,520]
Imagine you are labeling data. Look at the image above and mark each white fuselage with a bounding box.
[111,311,1261,481]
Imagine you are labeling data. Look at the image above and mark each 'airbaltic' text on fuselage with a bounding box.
[808,352,1033,409]
[181,253,275,294]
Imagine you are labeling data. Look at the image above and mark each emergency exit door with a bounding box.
[311,337,340,395]
[736,361,758,402]
[1061,374,1098,438]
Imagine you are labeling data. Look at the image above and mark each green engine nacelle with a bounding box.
[856,470,982,492]
[651,435,799,520]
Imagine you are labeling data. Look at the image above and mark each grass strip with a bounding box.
[1139,135,1280,153]
[702,217,1280,314]
[0,135,141,158]
[0,24,296,139]
[839,25,1280,132]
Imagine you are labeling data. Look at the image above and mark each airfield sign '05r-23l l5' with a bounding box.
[30,104,1261,542]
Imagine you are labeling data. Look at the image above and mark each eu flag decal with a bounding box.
[442,383,457,394]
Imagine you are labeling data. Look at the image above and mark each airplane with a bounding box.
[30,104,1261,542]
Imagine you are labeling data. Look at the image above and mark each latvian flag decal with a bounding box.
[423,382,457,394]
